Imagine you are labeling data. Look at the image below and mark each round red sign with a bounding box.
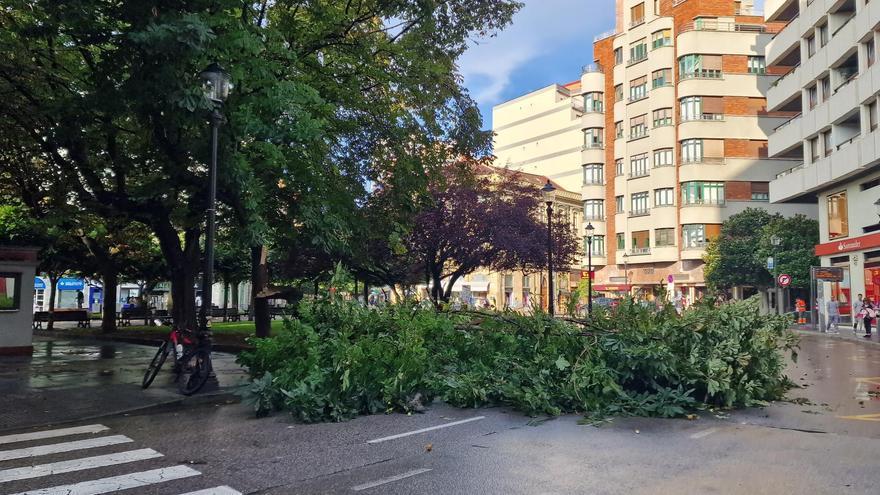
[778,274,792,287]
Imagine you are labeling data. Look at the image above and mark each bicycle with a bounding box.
[142,324,213,396]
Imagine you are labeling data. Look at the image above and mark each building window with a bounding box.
[615,121,624,139]
[0,273,21,310]
[629,76,647,101]
[678,54,722,79]
[682,224,706,248]
[651,29,672,49]
[680,138,703,164]
[652,107,672,127]
[653,148,673,167]
[630,153,649,177]
[630,114,648,139]
[584,128,603,148]
[827,190,849,240]
[631,3,645,26]
[582,163,603,185]
[810,136,820,162]
[632,230,650,251]
[615,195,624,211]
[616,232,625,250]
[584,92,604,112]
[808,85,818,109]
[681,96,723,121]
[654,187,674,206]
[629,39,648,64]
[655,228,675,247]
[820,76,831,102]
[747,56,766,74]
[614,84,624,102]
[614,47,623,65]
[583,199,605,221]
[751,182,769,201]
[869,101,878,131]
[681,181,725,205]
[867,39,876,68]
[587,235,605,256]
[615,158,624,176]
[631,192,649,216]
[822,130,833,156]
[818,23,828,47]
[807,35,816,57]
[651,68,672,88]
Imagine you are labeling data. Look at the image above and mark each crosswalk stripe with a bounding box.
[0,435,132,462]
[0,425,109,446]
[8,465,201,495]
[178,486,243,495]
[0,448,163,483]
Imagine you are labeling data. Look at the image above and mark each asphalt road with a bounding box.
[1,333,878,494]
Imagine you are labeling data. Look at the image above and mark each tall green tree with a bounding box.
[757,214,819,289]
[704,208,780,291]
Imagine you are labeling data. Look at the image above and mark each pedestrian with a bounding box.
[825,298,840,333]
[76,290,84,309]
[853,294,865,335]
[795,297,807,325]
[863,297,876,338]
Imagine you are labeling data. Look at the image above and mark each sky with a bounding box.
[459,0,765,130]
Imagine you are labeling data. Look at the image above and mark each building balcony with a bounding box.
[766,15,800,67]
[581,111,604,128]
[764,0,798,23]
[768,113,802,157]
[680,244,708,260]
[629,247,651,256]
[767,65,801,112]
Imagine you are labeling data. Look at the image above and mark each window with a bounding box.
[651,68,672,88]
[652,108,672,127]
[630,114,648,139]
[614,84,624,102]
[807,35,815,57]
[587,235,606,256]
[808,85,818,109]
[631,192,649,216]
[820,76,831,102]
[631,3,645,26]
[583,163,603,185]
[655,228,675,247]
[679,54,722,79]
[653,148,673,167]
[680,138,703,164]
[652,29,672,49]
[653,0,660,14]
[681,181,725,205]
[629,76,647,101]
[867,39,876,68]
[615,195,624,211]
[614,47,623,65]
[747,56,766,74]
[583,199,605,221]
[750,182,769,201]
[810,136,820,162]
[615,121,624,139]
[616,233,625,250]
[869,101,878,131]
[682,224,706,248]
[0,273,21,310]
[630,152,649,177]
[629,39,648,64]
[681,96,723,121]
[615,158,624,176]
[818,23,828,47]
[632,230,650,251]
[654,187,674,206]
[584,92,604,112]
[584,128,603,148]
[822,130,833,157]
[827,191,849,240]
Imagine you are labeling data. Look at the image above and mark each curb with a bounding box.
[34,330,251,354]
[793,328,880,347]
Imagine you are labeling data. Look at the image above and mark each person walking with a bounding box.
[76,290,84,309]
[795,297,807,325]
[853,294,865,335]
[863,297,876,338]
[825,298,840,333]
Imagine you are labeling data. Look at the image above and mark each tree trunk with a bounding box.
[154,222,200,329]
[47,273,59,331]
[101,270,118,333]
[231,281,239,311]
[362,282,369,304]
[222,282,229,322]
[251,245,271,338]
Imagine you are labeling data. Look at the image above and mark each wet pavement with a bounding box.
[0,332,877,494]
[0,338,247,432]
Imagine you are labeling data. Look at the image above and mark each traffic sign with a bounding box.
[766,257,775,270]
[777,274,792,287]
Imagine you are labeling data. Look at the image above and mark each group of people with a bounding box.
[822,293,876,338]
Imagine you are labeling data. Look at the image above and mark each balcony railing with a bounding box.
[679,20,768,34]
[629,130,648,141]
[630,247,652,255]
[582,143,604,150]
[627,54,648,66]
[679,70,722,80]
[682,200,725,207]
[630,18,645,28]
[629,209,650,218]
[583,214,605,222]
[775,162,806,179]
[773,112,802,132]
[628,93,648,103]
[680,157,725,165]
[683,241,708,249]
[628,170,650,179]
[593,29,617,42]
[681,113,724,122]
[582,64,604,74]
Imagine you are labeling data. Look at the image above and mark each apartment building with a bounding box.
[766,0,880,312]
[493,0,815,301]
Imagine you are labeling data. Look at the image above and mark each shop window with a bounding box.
[0,273,22,311]
[827,191,849,240]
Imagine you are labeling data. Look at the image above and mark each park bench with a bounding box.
[268,306,288,320]
[116,307,151,327]
[209,308,246,322]
[152,309,173,326]
[32,310,90,329]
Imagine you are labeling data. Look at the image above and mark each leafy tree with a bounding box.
[757,214,819,289]
[704,208,780,291]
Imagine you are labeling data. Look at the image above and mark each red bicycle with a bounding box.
[142,325,212,395]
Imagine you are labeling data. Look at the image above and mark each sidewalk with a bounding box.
[792,323,880,346]
[0,337,248,432]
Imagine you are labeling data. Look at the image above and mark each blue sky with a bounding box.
[460,0,765,130]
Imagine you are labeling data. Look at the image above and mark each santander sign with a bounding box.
[815,232,880,257]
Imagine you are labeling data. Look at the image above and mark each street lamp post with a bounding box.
[622,252,629,298]
[197,63,231,343]
[542,180,557,315]
[770,234,781,314]
[586,222,595,315]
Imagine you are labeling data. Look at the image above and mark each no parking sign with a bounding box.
[777,274,792,287]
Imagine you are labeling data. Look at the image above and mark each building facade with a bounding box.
[767,0,880,314]
[494,0,815,302]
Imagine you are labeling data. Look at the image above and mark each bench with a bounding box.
[117,307,151,327]
[209,308,247,322]
[269,306,288,320]
[33,310,91,329]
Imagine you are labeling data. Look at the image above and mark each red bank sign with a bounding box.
[814,232,880,257]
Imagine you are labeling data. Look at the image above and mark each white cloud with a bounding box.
[458,0,613,106]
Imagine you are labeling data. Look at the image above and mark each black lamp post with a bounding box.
[586,222,595,314]
[542,180,557,315]
[622,252,629,298]
[197,63,231,341]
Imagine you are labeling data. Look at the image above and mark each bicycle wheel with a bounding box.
[142,341,170,389]
[177,348,212,396]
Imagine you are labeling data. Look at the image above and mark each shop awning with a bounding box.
[57,278,84,291]
[34,277,46,290]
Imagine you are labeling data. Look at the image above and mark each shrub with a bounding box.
[237,297,797,422]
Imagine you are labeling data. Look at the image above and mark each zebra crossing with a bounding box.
[0,424,241,495]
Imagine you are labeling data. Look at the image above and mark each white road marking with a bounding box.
[178,486,243,495]
[8,465,201,495]
[351,468,432,491]
[0,425,109,446]
[0,448,162,483]
[0,435,133,462]
[855,382,870,400]
[689,427,719,439]
[366,416,485,444]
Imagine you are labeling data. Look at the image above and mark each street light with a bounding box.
[542,180,557,315]
[585,222,595,315]
[197,63,231,342]
[622,252,629,298]
[770,234,782,314]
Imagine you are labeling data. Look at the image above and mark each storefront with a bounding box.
[815,232,880,317]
